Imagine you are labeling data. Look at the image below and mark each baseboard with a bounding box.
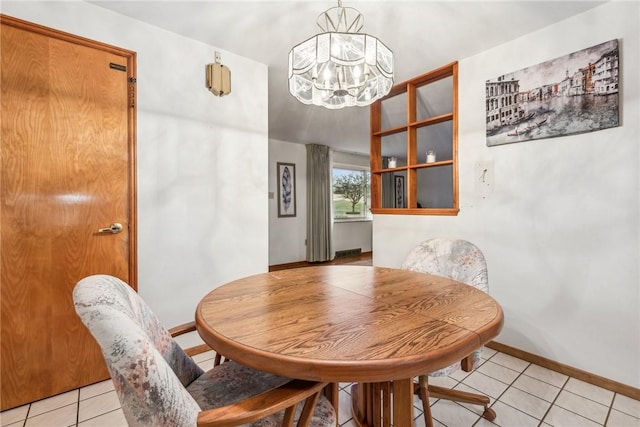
[269,251,373,272]
[269,260,311,272]
[487,341,640,401]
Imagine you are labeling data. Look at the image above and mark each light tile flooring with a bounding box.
[2,348,639,427]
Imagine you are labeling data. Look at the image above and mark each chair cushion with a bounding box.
[76,276,336,426]
[75,275,204,387]
[187,361,336,426]
[428,348,482,377]
[402,238,489,377]
[75,276,205,426]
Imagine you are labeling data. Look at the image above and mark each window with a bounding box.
[332,167,371,221]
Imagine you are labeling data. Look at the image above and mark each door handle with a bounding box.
[97,223,123,234]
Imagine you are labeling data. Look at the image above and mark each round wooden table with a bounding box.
[195,266,503,426]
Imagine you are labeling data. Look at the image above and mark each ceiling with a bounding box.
[89,0,604,155]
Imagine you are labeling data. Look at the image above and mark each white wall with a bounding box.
[269,140,372,264]
[333,221,372,253]
[268,139,308,265]
[373,1,640,388]
[3,1,270,328]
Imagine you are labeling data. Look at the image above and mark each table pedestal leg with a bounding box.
[392,378,414,425]
[350,379,414,427]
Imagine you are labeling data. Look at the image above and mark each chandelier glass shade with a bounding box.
[288,1,394,109]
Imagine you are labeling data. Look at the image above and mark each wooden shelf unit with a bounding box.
[370,62,459,215]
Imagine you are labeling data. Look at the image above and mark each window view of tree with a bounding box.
[333,168,371,220]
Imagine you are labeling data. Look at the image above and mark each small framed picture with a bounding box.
[395,175,404,208]
[277,162,296,217]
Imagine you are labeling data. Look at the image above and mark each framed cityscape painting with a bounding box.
[486,39,619,146]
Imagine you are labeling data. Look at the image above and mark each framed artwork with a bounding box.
[486,39,619,146]
[394,175,404,208]
[277,162,296,217]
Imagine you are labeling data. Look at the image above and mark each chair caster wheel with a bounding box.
[482,407,496,421]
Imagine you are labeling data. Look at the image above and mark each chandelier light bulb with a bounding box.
[287,0,394,109]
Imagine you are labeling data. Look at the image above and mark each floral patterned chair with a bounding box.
[401,238,496,426]
[73,274,336,427]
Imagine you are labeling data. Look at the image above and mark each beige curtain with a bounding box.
[306,144,333,262]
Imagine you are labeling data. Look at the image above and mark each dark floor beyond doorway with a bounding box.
[269,251,372,271]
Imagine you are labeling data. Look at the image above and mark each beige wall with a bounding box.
[3,1,270,328]
[268,139,372,265]
[373,1,640,388]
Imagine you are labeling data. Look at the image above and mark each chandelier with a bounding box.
[288,0,394,109]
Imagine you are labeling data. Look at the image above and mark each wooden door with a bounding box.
[0,15,137,410]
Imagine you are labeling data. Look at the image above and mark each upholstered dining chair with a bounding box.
[402,238,496,426]
[73,274,336,427]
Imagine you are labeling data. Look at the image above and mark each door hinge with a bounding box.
[128,77,136,108]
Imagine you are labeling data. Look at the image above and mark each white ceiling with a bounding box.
[89,0,604,155]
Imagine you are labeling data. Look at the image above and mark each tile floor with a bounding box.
[2,348,639,427]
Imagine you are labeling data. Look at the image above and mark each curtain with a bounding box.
[306,144,333,262]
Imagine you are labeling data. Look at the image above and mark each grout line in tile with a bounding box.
[537,373,571,425]
[520,370,566,391]
[76,385,80,427]
[79,387,115,403]
[602,393,616,427]
[488,358,564,425]
[560,387,612,408]
[24,403,32,424]
[552,388,612,426]
[76,408,121,426]
[482,352,532,394]
[5,349,639,427]
[453,367,517,426]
